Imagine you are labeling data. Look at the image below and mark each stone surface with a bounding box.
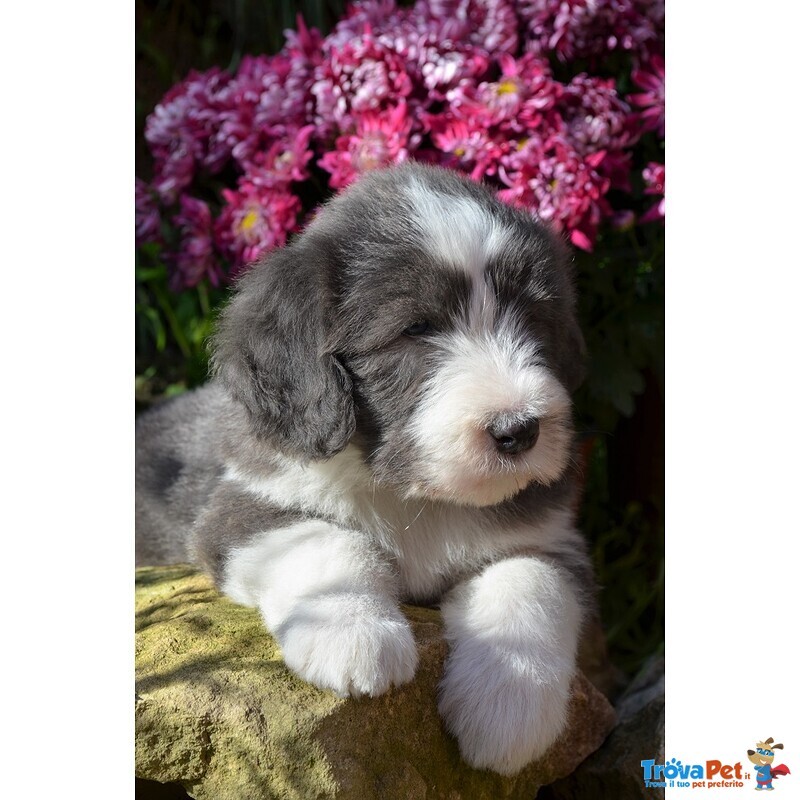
[136,566,617,800]
[539,653,665,800]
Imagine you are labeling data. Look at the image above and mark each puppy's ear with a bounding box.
[212,236,355,459]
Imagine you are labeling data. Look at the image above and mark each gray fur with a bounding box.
[212,241,355,459]
[135,385,226,564]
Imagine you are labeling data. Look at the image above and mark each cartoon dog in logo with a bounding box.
[747,738,791,790]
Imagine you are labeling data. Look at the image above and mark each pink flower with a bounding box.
[312,35,413,137]
[138,0,666,268]
[145,68,234,202]
[427,117,509,179]
[419,0,520,54]
[247,126,316,189]
[323,0,401,50]
[214,53,316,170]
[447,54,560,131]
[641,161,665,222]
[215,182,302,272]
[415,43,491,100]
[135,178,162,246]
[170,195,224,290]
[629,54,665,138]
[559,74,630,155]
[518,0,664,63]
[425,54,560,183]
[319,104,412,188]
[498,139,612,251]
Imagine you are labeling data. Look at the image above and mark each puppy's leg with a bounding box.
[221,519,418,698]
[438,556,583,775]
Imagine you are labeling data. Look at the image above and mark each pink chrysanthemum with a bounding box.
[446,54,560,131]
[215,182,302,272]
[499,140,611,251]
[135,178,162,246]
[559,74,631,155]
[145,68,234,203]
[139,0,666,269]
[518,0,664,63]
[641,161,665,222]
[212,52,316,171]
[247,126,316,189]
[323,0,401,50]
[312,35,413,137]
[629,54,665,138]
[401,6,494,99]
[426,53,565,181]
[427,117,509,179]
[321,2,492,109]
[170,195,224,290]
[419,0,520,54]
[319,104,413,188]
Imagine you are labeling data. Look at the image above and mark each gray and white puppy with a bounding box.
[136,162,593,776]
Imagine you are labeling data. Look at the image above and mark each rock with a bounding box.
[538,653,665,800]
[576,611,628,699]
[136,566,616,800]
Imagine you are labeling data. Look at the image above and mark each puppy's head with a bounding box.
[213,163,585,506]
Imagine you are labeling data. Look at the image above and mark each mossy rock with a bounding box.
[136,566,615,799]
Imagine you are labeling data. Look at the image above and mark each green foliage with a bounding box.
[574,224,664,433]
[569,222,664,677]
[136,243,225,405]
[581,438,665,676]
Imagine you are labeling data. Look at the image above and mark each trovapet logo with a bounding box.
[640,758,745,790]
[641,737,791,792]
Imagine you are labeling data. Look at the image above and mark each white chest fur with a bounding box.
[222,447,572,603]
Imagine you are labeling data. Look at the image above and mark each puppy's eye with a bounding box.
[402,320,431,337]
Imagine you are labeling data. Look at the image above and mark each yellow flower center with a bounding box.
[497,79,517,96]
[240,208,260,233]
[454,147,466,157]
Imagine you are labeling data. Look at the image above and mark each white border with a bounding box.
[5,2,799,796]
[2,1,133,794]
[667,2,799,797]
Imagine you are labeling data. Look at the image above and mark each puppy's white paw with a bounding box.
[276,594,418,697]
[438,640,572,775]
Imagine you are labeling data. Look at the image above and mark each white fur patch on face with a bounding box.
[404,177,514,329]
[407,314,572,506]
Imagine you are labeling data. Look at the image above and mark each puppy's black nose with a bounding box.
[488,418,540,455]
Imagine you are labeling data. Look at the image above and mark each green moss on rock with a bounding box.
[136,566,615,799]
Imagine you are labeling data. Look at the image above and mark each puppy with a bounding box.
[136,162,593,776]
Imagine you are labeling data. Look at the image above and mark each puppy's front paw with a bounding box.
[438,642,572,775]
[276,594,418,697]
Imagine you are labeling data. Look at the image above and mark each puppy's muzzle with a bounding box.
[487,416,540,456]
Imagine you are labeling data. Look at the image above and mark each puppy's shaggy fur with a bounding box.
[136,163,593,775]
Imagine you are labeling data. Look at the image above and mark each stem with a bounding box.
[152,283,192,359]
[627,227,645,263]
[197,282,211,318]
